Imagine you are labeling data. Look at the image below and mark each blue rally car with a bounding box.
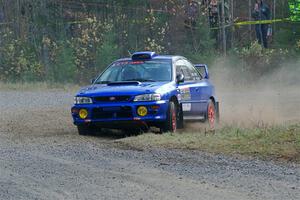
[71,51,219,135]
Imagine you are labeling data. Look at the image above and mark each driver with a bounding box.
[121,67,141,81]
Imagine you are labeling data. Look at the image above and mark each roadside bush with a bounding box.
[0,29,43,82]
[234,42,290,79]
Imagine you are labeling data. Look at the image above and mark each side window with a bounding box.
[181,66,193,81]
[175,60,185,75]
[184,60,201,81]
[175,60,192,81]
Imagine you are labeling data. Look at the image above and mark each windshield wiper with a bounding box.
[124,78,156,82]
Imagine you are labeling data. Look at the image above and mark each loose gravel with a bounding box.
[0,90,299,200]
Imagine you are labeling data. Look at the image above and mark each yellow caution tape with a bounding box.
[234,18,290,26]
[210,17,298,30]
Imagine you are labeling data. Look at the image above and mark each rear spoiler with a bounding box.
[195,64,209,79]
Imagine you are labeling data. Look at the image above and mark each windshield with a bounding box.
[95,60,172,84]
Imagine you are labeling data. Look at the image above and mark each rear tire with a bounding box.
[160,101,177,133]
[77,124,97,136]
[205,100,216,130]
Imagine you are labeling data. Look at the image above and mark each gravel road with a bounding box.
[0,90,299,200]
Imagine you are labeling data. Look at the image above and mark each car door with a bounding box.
[175,59,200,117]
[184,60,214,117]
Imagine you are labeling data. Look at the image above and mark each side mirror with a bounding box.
[176,74,185,84]
[195,64,209,79]
[91,78,96,84]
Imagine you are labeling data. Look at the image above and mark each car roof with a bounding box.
[115,55,185,62]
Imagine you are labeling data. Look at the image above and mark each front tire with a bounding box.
[161,101,177,133]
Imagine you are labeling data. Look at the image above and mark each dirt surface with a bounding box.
[0,90,300,200]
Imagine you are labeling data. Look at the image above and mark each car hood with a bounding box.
[76,82,174,97]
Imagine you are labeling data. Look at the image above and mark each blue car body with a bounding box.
[71,52,218,133]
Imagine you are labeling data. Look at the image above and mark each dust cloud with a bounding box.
[210,57,300,127]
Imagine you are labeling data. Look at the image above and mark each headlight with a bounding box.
[133,93,161,102]
[74,97,93,104]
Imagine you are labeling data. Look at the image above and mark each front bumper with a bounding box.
[71,100,169,127]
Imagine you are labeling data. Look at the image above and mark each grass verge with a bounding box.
[119,124,300,162]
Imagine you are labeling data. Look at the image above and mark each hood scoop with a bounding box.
[107,81,141,86]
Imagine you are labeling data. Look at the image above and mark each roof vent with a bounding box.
[132,51,157,60]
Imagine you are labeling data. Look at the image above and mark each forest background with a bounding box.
[0,0,299,83]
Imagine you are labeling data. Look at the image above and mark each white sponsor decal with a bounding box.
[182,103,192,111]
[180,87,191,100]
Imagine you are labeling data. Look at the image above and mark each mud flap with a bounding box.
[215,102,220,123]
[177,103,184,129]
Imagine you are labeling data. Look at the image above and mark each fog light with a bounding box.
[79,109,88,119]
[137,106,148,117]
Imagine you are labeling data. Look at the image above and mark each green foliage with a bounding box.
[143,11,169,53]
[233,42,290,79]
[288,0,300,21]
[274,27,300,47]
[185,16,215,54]
[68,18,116,82]
[49,43,76,83]
[95,29,119,72]
[0,29,43,82]
[0,0,299,83]
[175,15,216,65]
